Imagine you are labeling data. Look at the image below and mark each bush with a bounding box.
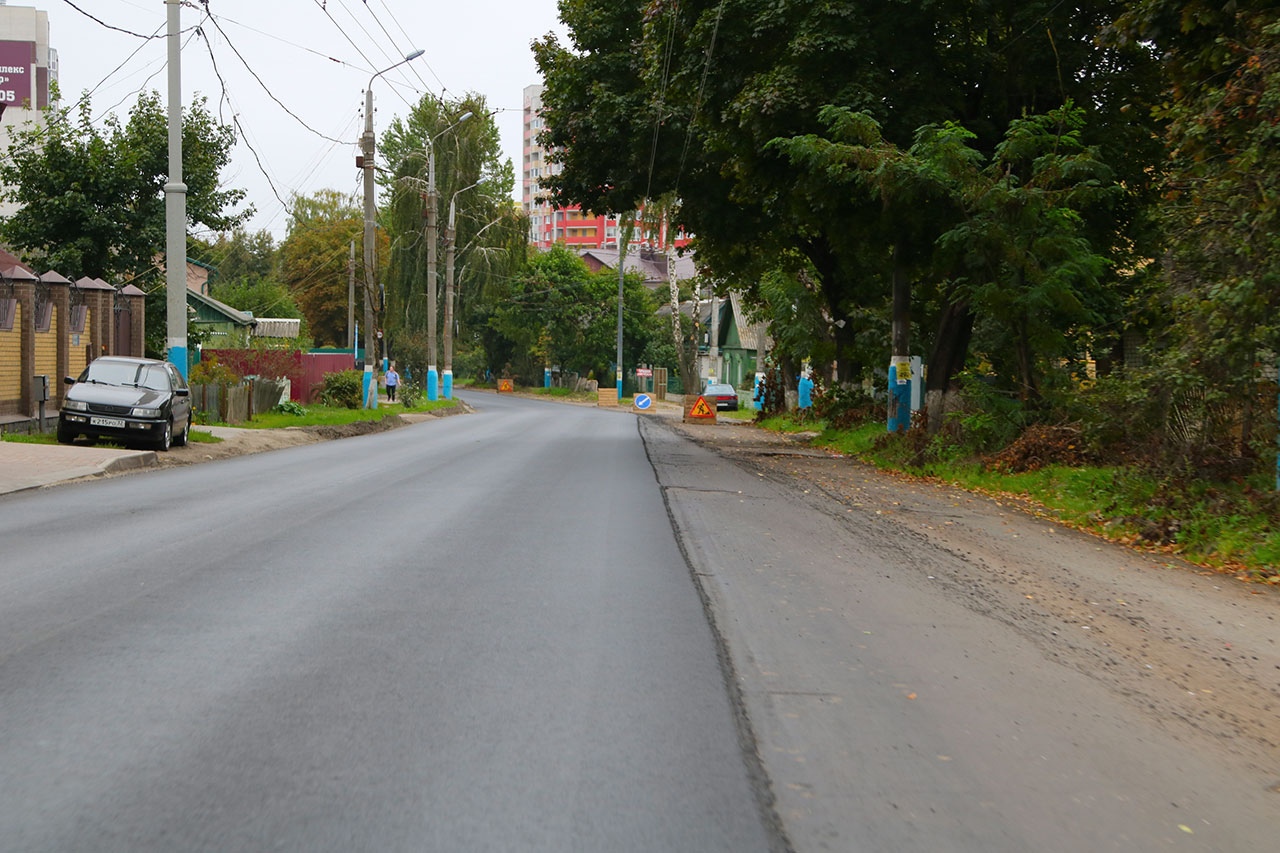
[190,355,241,386]
[319,370,364,409]
[272,400,307,416]
[813,381,878,430]
[398,384,423,409]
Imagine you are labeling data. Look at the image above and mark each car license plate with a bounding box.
[89,416,126,428]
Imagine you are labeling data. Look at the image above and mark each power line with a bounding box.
[362,0,437,96]
[202,14,348,144]
[675,0,726,199]
[57,0,169,39]
[196,31,291,212]
[207,13,363,71]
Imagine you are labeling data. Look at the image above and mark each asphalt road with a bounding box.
[3,392,1277,852]
[0,392,775,852]
[644,417,1280,852]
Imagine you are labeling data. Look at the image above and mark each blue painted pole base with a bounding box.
[427,368,439,401]
[166,344,189,380]
[887,365,910,433]
[362,366,377,409]
[443,370,453,400]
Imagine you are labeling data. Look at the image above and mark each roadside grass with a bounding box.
[528,386,597,402]
[2,431,56,444]
[4,428,221,446]
[247,400,459,429]
[718,407,757,422]
[755,412,1280,582]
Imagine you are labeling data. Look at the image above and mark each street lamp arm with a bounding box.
[367,48,425,90]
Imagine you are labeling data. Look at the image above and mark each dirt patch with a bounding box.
[663,416,1280,773]
[156,409,457,468]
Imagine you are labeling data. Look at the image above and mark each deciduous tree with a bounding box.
[0,92,248,283]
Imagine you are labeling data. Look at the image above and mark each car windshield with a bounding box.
[706,385,733,394]
[82,361,170,391]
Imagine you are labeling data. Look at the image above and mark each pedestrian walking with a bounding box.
[385,364,400,402]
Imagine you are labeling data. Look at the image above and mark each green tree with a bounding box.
[280,190,364,347]
[486,245,661,383]
[378,94,520,354]
[195,228,279,285]
[1112,2,1280,459]
[534,0,1163,394]
[0,92,248,283]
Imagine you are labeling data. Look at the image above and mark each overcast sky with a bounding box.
[42,0,567,241]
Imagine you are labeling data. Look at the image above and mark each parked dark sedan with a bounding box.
[58,356,192,450]
[703,382,740,411]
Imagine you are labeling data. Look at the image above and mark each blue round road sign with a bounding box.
[634,393,652,410]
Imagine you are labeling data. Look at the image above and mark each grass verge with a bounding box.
[246,400,459,429]
[753,412,1280,583]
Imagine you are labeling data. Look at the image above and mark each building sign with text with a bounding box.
[0,41,35,108]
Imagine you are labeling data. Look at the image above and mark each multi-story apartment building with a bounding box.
[523,83,687,251]
[0,1,58,219]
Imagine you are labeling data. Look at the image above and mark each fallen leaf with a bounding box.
[906,693,917,700]
[1178,825,1194,835]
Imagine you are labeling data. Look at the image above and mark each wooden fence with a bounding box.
[190,378,287,425]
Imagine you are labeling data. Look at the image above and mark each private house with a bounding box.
[0,255,145,421]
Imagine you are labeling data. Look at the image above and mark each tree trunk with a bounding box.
[1015,313,1039,406]
[924,298,974,435]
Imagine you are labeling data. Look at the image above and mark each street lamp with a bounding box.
[423,111,473,401]
[443,181,482,399]
[361,49,424,408]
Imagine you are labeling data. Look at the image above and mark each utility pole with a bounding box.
[888,243,911,433]
[426,150,439,401]
[361,85,378,408]
[443,196,458,399]
[164,0,187,377]
[360,50,424,408]
[709,288,720,384]
[616,243,624,402]
[347,241,355,350]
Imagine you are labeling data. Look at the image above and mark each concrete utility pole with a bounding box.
[616,243,624,401]
[425,151,439,401]
[443,183,479,399]
[423,112,472,401]
[361,50,424,408]
[164,0,187,377]
[709,289,719,383]
[347,241,355,350]
[444,199,455,399]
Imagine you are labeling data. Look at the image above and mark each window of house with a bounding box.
[0,298,15,331]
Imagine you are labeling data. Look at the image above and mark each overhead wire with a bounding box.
[361,0,438,96]
[201,13,349,144]
[57,0,169,39]
[674,0,726,200]
[322,0,419,110]
[642,0,682,206]
[196,27,291,213]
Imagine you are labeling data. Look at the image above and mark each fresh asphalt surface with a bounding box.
[2,391,1276,851]
[0,392,774,852]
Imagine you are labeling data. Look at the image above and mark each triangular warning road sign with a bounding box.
[689,396,715,418]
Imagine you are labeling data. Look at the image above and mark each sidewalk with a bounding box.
[0,440,157,496]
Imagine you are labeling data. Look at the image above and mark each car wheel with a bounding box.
[56,419,76,445]
[173,413,191,447]
[155,419,172,451]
